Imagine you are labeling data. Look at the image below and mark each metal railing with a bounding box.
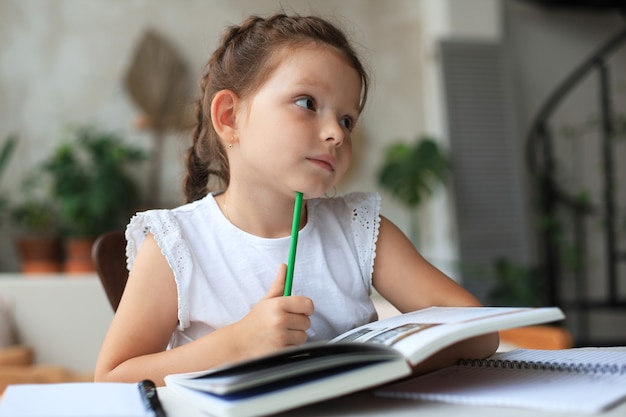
[526,22,626,345]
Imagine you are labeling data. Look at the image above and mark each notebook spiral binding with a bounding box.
[458,358,626,375]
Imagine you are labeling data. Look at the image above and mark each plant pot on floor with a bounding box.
[63,238,95,274]
[15,236,62,274]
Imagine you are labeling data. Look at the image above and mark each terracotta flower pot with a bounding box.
[15,236,63,274]
[63,238,96,274]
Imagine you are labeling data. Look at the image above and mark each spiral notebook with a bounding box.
[376,348,626,414]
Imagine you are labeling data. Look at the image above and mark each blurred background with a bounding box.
[0,0,625,346]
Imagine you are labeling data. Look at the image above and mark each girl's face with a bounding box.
[232,44,362,199]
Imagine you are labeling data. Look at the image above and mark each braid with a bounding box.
[183,75,226,203]
[182,13,369,203]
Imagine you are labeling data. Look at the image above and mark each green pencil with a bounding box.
[284,191,304,296]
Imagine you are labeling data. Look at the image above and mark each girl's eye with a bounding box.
[340,117,354,131]
[295,97,315,111]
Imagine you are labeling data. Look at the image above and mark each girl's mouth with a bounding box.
[307,157,335,172]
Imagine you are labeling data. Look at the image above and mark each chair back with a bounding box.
[91,230,128,311]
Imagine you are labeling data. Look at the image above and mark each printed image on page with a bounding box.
[334,323,438,346]
[332,307,529,346]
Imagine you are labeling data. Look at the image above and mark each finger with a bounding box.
[261,263,287,300]
[284,329,309,346]
[281,296,315,316]
[284,311,312,331]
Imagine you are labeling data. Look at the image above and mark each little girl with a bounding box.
[95,13,496,385]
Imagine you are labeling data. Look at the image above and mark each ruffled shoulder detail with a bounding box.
[125,209,192,329]
[342,192,381,291]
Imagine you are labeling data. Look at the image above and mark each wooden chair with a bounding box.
[91,230,128,312]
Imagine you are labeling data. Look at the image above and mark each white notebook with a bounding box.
[376,349,626,414]
[0,382,155,417]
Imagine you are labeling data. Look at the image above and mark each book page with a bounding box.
[332,307,533,344]
[331,306,564,365]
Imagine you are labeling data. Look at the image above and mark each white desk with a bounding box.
[159,347,626,417]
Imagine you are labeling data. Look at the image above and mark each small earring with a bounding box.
[228,135,235,149]
[228,143,233,149]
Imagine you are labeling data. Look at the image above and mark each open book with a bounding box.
[376,348,626,414]
[164,306,564,417]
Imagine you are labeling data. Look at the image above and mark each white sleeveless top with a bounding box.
[125,192,380,347]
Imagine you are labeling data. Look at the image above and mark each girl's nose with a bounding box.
[321,118,345,147]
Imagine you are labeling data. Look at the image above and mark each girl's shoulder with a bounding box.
[128,194,215,227]
[124,194,217,265]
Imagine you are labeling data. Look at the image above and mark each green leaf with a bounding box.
[377,136,449,209]
[0,135,17,183]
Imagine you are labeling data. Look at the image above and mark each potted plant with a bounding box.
[377,135,449,247]
[9,158,62,273]
[12,197,62,273]
[41,126,147,273]
[2,134,63,274]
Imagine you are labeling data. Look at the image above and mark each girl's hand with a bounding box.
[233,264,314,357]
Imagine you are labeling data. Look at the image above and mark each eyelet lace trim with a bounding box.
[345,192,381,291]
[125,210,192,329]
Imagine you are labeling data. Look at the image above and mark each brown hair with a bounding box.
[183,13,370,203]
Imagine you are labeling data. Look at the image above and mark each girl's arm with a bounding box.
[372,216,481,311]
[94,234,313,385]
[372,216,499,365]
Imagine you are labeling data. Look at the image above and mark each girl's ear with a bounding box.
[210,89,239,141]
